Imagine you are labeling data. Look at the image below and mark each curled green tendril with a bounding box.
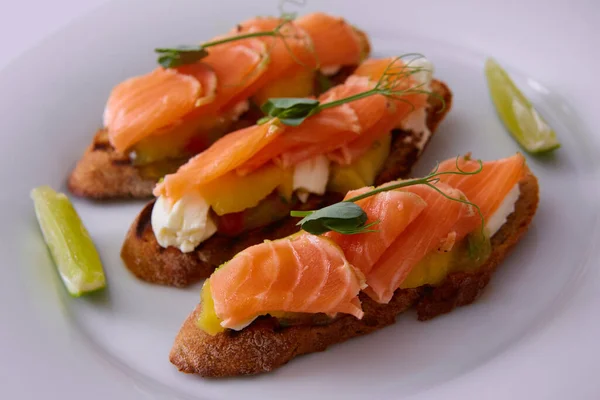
[294,156,485,236]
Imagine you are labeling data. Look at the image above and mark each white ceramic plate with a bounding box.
[2,0,599,399]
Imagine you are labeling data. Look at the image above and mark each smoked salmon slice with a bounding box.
[235,17,315,81]
[208,233,366,330]
[325,188,427,276]
[105,65,216,152]
[294,12,364,68]
[320,76,390,132]
[436,153,527,219]
[326,108,398,165]
[154,121,283,199]
[364,183,480,303]
[181,38,268,114]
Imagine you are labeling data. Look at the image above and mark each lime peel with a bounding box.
[485,58,560,154]
[31,186,106,297]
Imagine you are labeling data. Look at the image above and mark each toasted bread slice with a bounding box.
[120,80,452,287]
[169,172,539,377]
[68,129,156,199]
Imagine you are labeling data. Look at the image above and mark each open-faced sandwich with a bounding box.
[68,12,372,199]
[121,56,453,287]
[169,153,539,377]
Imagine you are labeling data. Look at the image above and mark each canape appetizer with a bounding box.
[169,154,539,377]
[68,12,371,198]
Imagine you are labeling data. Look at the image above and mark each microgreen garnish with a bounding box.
[290,203,379,235]
[278,0,306,20]
[467,228,492,262]
[260,98,320,126]
[155,14,316,69]
[260,54,440,126]
[292,156,485,236]
[155,46,209,68]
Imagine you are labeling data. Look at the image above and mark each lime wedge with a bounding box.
[485,58,560,153]
[31,186,106,296]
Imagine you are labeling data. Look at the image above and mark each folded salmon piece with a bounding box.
[207,233,366,331]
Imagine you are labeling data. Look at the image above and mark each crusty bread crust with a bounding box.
[68,129,157,199]
[67,117,259,200]
[169,172,539,377]
[120,80,452,287]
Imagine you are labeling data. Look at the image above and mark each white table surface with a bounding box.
[0,0,107,69]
